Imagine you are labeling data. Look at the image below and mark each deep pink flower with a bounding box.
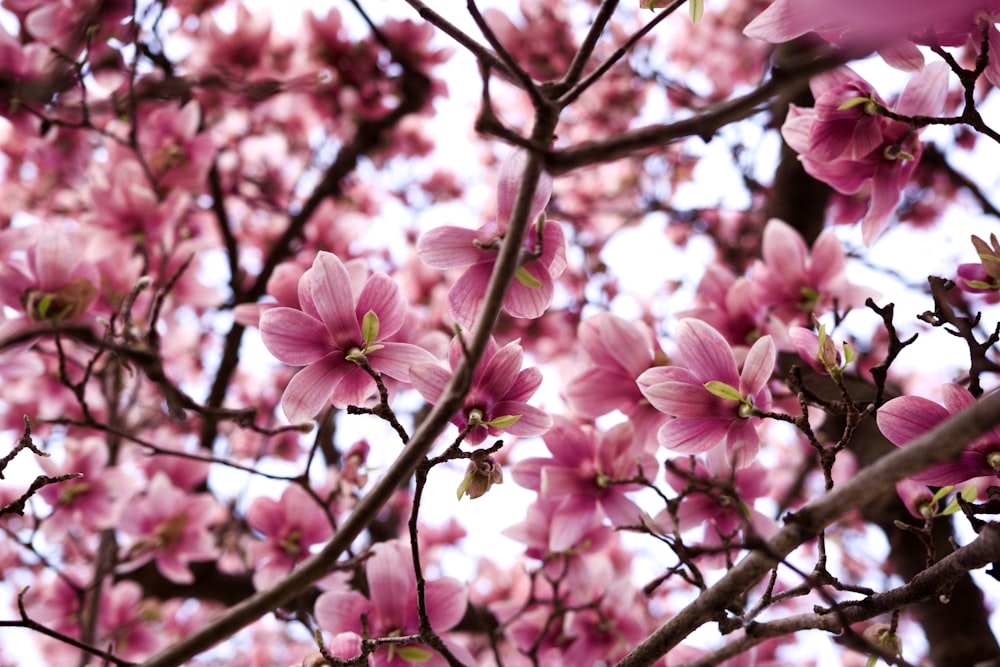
[749,219,876,325]
[410,335,551,445]
[416,152,567,328]
[314,540,470,667]
[512,419,657,528]
[637,319,775,468]
[877,383,1000,486]
[780,63,949,244]
[260,251,434,422]
[563,313,669,451]
[119,472,224,584]
[246,484,334,590]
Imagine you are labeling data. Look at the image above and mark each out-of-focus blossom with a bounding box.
[314,540,470,667]
[750,219,876,324]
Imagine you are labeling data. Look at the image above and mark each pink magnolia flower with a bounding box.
[745,0,998,79]
[416,152,567,328]
[563,312,669,451]
[512,419,657,529]
[877,383,1000,486]
[246,484,334,590]
[637,318,775,468]
[679,264,769,349]
[38,436,134,540]
[259,251,435,422]
[119,472,224,584]
[749,219,876,325]
[314,540,470,667]
[410,335,551,445]
[780,64,949,244]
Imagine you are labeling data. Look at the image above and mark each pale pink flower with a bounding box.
[877,383,1000,486]
[38,436,134,540]
[780,63,949,244]
[637,319,775,468]
[410,335,551,445]
[259,251,434,422]
[416,152,567,328]
[119,472,224,584]
[563,312,669,451]
[246,484,334,590]
[749,219,875,324]
[314,540,470,667]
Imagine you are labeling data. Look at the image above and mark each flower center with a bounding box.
[986,450,1000,473]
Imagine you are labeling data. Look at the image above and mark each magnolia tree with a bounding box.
[3,0,1000,665]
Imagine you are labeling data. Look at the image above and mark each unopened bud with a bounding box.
[457,456,503,500]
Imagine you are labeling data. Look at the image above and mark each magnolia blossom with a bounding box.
[314,540,471,667]
[780,64,949,244]
[637,318,775,468]
[512,419,657,529]
[246,484,333,590]
[416,151,567,328]
[750,219,876,325]
[878,383,1000,486]
[118,472,224,584]
[957,233,1000,293]
[410,335,551,445]
[259,251,434,422]
[564,312,669,451]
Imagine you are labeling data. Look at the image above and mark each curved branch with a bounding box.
[615,388,1000,667]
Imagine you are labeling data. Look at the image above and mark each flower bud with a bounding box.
[456,456,503,500]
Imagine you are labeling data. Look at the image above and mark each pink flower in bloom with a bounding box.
[259,251,435,422]
[877,383,1000,486]
[38,436,134,540]
[246,484,334,590]
[119,472,223,584]
[410,335,551,445]
[512,419,657,529]
[679,264,769,348]
[780,64,949,244]
[416,152,567,328]
[563,313,669,451]
[750,219,876,325]
[637,318,775,469]
[314,540,470,667]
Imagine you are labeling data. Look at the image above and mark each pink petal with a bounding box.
[356,273,405,339]
[367,541,413,630]
[368,342,435,381]
[761,220,807,282]
[423,578,468,631]
[657,418,729,454]
[940,382,974,415]
[505,367,544,403]
[565,368,640,417]
[496,151,552,231]
[641,378,729,419]
[895,61,949,117]
[548,500,598,552]
[310,252,361,348]
[492,401,551,436]
[739,335,775,397]
[503,266,554,320]
[315,590,370,634]
[877,39,925,72]
[281,354,353,422]
[410,363,451,404]
[877,395,950,446]
[725,420,761,469]
[246,496,282,536]
[478,341,523,398]
[416,226,490,269]
[743,0,820,42]
[542,418,593,465]
[447,262,492,329]
[861,160,902,245]
[676,319,740,385]
[259,308,331,365]
[600,492,644,527]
